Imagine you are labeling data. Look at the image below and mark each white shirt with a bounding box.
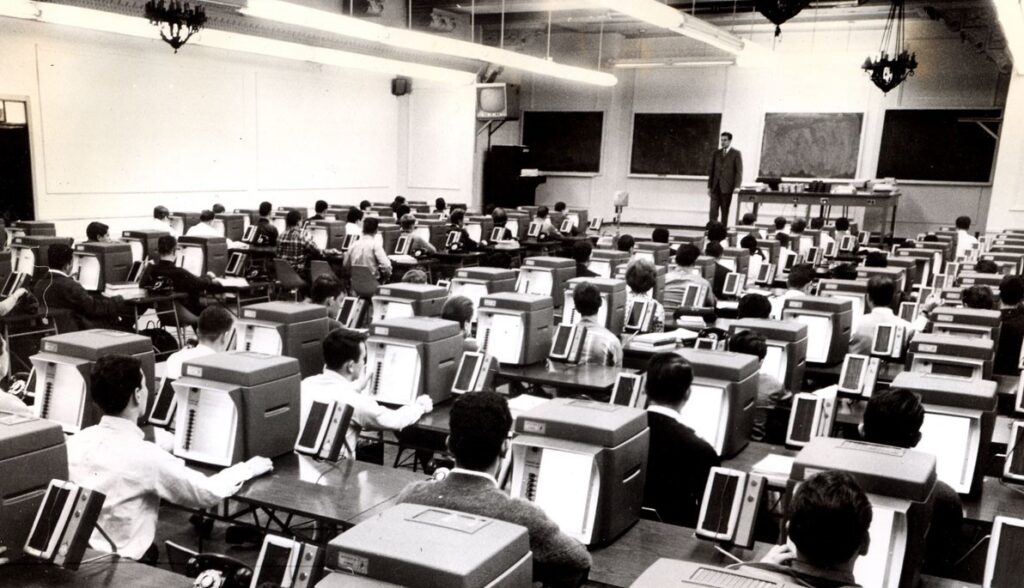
[449,468,499,488]
[345,222,383,247]
[66,416,253,559]
[956,229,979,260]
[647,404,682,421]
[852,306,916,352]
[186,222,222,238]
[164,343,217,380]
[299,369,426,459]
[150,217,179,237]
[770,288,806,320]
[0,391,30,415]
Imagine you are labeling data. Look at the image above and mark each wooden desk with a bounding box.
[431,252,486,279]
[497,363,624,399]
[737,189,901,240]
[4,553,191,588]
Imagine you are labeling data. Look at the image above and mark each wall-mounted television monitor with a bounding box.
[476,83,521,121]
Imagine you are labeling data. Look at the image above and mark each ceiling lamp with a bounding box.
[586,0,748,55]
[754,0,811,37]
[862,0,917,93]
[143,0,207,53]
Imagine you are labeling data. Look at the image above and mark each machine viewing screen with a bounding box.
[988,518,1024,587]
[454,353,480,392]
[918,412,973,490]
[25,483,72,554]
[841,356,866,390]
[791,314,832,363]
[699,472,740,535]
[789,396,818,444]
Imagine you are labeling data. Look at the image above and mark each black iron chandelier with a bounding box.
[862,0,918,93]
[144,0,207,53]
[754,0,812,37]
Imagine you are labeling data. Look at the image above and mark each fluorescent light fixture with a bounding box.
[588,0,748,55]
[612,57,735,69]
[241,0,617,87]
[994,0,1024,75]
[0,1,474,84]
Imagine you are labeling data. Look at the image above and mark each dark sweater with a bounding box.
[141,259,216,315]
[33,270,125,332]
[996,305,1024,375]
[643,411,720,527]
[397,471,591,587]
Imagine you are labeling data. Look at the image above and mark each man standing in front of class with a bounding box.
[707,131,743,224]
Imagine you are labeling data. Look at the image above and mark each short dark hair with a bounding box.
[1000,275,1024,305]
[197,306,234,341]
[741,212,757,226]
[310,275,343,304]
[392,196,406,207]
[315,200,328,213]
[676,244,701,267]
[962,285,996,310]
[704,241,723,259]
[863,388,924,449]
[213,203,226,214]
[787,264,814,289]
[91,355,143,415]
[199,210,215,223]
[737,293,772,319]
[449,209,465,226]
[975,259,999,274]
[790,219,807,234]
[626,258,657,294]
[402,269,428,284]
[729,329,767,360]
[831,263,859,281]
[154,205,170,220]
[442,295,474,329]
[259,201,272,217]
[157,235,177,257]
[645,352,693,406]
[47,243,74,270]
[955,216,971,230]
[395,204,411,219]
[810,217,825,230]
[536,206,549,219]
[399,214,417,231]
[835,217,850,231]
[788,470,872,567]
[573,282,603,317]
[572,240,593,264]
[363,217,379,235]
[346,207,363,224]
[491,207,507,226]
[651,228,669,243]
[435,197,446,211]
[359,200,371,211]
[285,210,302,227]
[864,251,888,268]
[617,234,635,253]
[923,234,939,243]
[774,216,787,230]
[86,221,109,241]
[721,131,733,140]
[739,234,758,254]
[867,275,896,307]
[554,201,566,212]
[448,391,512,470]
[322,328,367,370]
[775,232,790,248]
[706,222,728,243]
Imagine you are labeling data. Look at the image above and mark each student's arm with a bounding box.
[358,394,432,432]
[66,280,123,318]
[733,151,743,189]
[516,501,592,585]
[0,288,26,316]
[415,236,437,254]
[153,448,273,509]
[374,244,393,277]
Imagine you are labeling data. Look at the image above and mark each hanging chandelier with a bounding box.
[144,0,207,53]
[862,0,918,93]
[754,0,812,37]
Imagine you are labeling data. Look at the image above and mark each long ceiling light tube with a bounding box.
[587,0,747,55]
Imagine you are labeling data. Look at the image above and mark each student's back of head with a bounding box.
[862,388,923,448]
[739,234,758,255]
[651,227,669,243]
[864,251,888,268]
[259,201,272,217]
[322,328,367,371]
[810,217,825,230]
[625,258,657,294]
[536,206,549,219]
[741,212,757,226]
[831,262,859,281]
[197,306,234,345]
[359,200,371,211]
[787,470,872,569]
[790,219,807,235]
[212,203,226,214]
[346,207,363,224]
[962,285,996,310]
[492,207,507,226]
[435,197,446,212]
[775,232,790,249]
[310,275,343,305]
[704,241,723,259]
[285,210,302,228]
[399,214,417,232]
[573,282,603,318]
[395,204,411,219]
[835,217,850,232]
[449,391,512,470]
[363,217,380,235]
[154,205,170,220]
[705,222,727,243]
[449,209,465,226]
[86,221,109,241]
[157,236,177,258]
[91,355,143,415]
[315,200,328,214]
[728,330,767,360]
[645,352,693,407]
[774,216,788,230]
[572,240,593,264]
[402,269,428,284]
[554,201,566,212]
[616,234,635,253]
[442,295,474,329]
[199,210,215,223]
[866,275,896,308]
[1000,275,1024,306]
[47,243,74,271]
[737,293,772,319]
[955,216,971,231]
[676,244,701,267]
[786,264,813,290]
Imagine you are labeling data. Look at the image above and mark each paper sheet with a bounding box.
[534,450,595,539]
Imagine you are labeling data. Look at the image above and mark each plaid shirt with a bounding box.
[276,226,318,271]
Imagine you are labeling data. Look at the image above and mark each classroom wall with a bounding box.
[484,19,1008,236]
[987,72,1024,232]
[0,18,476,239]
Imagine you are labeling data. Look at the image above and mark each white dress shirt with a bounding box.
[185,222,222,238]
[577,315,623,367]
[150,217,179,237]
[956,229,979,260]
[345,223,383,247]
[66,416,254,559]
[164,343,218,381]
[852,306,916,352]
[647,404,682,421]
[770,288,806,320]
[299,369,426,459]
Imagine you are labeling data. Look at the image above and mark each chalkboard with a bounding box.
[630,113,722,176]
[521,111,603,173]
[876,109,1001,183]
[758,113,864,179]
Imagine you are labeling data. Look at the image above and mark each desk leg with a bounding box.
[889,202,898,244]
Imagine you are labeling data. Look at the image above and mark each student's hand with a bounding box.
[415,395,434,413]
[243,456,274,479]
[0,545,8,566]
[355,369,374,395]
[10,288,27,300]
[760,543,797,566]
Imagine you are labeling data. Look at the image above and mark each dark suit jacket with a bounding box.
[644,411,720,527]
[707,148,743,195]
[711,262,730,298]
[576,263,599,279]
[255,218,279,247]
[33,271,125,333]
[996,305,1024,375]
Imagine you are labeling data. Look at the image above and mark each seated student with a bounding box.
[743,470,871,588]
[344,217,392,282]
[833,217,853,242]
[830,262,859,281]
[770,263,814,320]
[345,206,364,237]
[995,275,1024,375]
[359,200,372,212]
[394,203,412,222]
[141,236,219,318]
[642,352,720,527]
[448,209,478,251]
[789,219,811,257]
[616,233,635,253]
[67,355,272,562]
[811,217,834,250]
[212,203,226,214]
[864,251,888,268]
[705,221,728,245]
[773,216,789,236]
[300,329,433,461]
[398,214,436,255]
[308,275,346,332]
[185,210,218,238]
[573,241,599,278]
[851,276,916,354]
[861,388,964,575]
[954,215,979,259]
[974,259,1000,274]
[396,392,591,587]
[533,206,563,241]
[664,244,716,309]
[775,232,795,266]
[86,221,111,243]
[0,338,31,416]
[434,197,447,215]
[737,292,773,320]
[33,243,127,333]
[739,234,766,282]
[164,306,235,380]
[572,283,622,367]
[489,207,516,243]
[705,241,730,298]
[254,201,279,247]
[651,227,669,244]
[442,295,477,352]
[553,201,567,214]
[740,212,763,239]
[277,210,326,275]
[391,195,406,215]
[962,285,996,310]
[624,258,664,333]
[402,269,428,284]
[308,200,329,222]
[150,205,179,237]
[729,330,788,443]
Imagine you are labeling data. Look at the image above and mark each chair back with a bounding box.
[273,259,307,299]
[350,264,380,298]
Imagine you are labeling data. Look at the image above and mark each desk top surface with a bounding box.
[497,363,624,394]
[4,554,191,588]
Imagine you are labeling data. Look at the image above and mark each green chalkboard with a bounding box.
[876,109,1001,183]
[521,111,603,173]
[630,113,722,176]
[758,112,864,179]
